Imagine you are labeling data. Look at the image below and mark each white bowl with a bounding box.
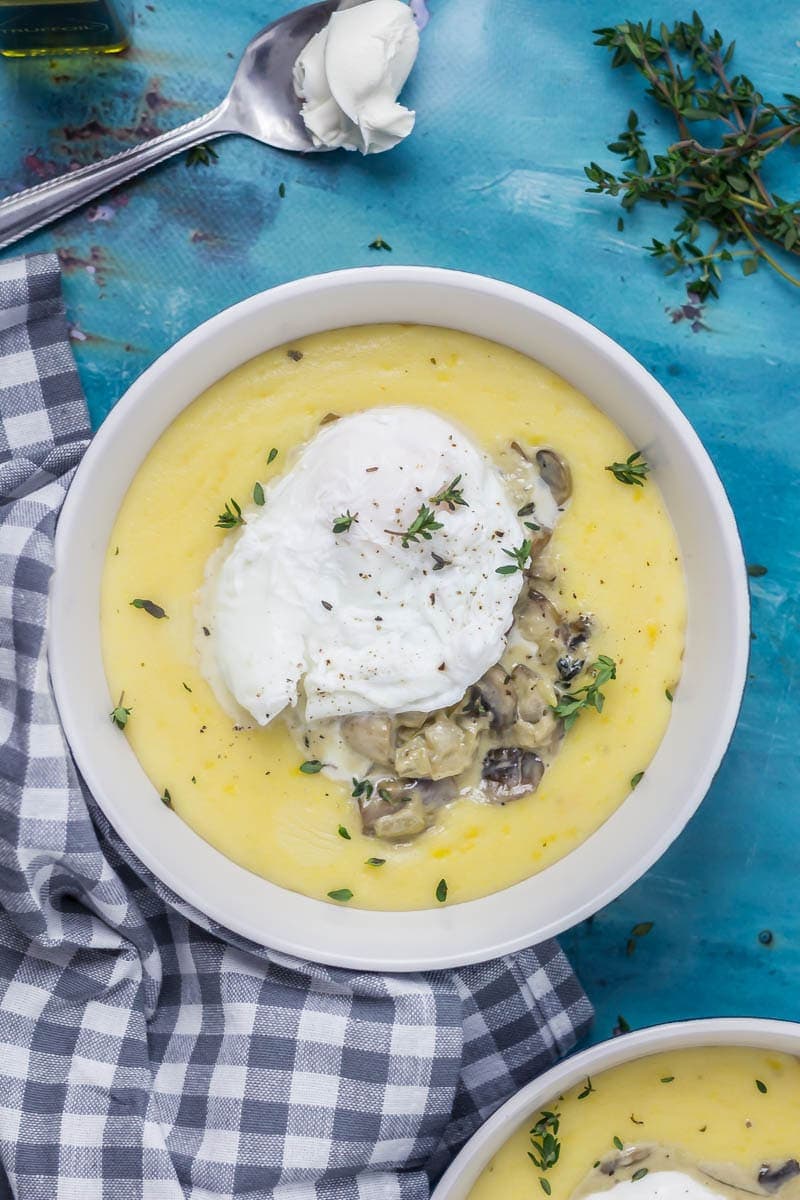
[49,267,749,971]
[432,1017,800,1200]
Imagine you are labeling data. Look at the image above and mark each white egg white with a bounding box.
[212,406,526,725]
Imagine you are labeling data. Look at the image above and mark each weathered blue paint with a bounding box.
[2,1,798,1045]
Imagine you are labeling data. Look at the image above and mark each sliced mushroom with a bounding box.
[341,714,395,768]
[472,665,517,730]
[481,747,544,801]
[508,663,546,724]
[759,1163,800,1194]
[536,448,572,506]
[394,714,477,780]
[514,586,562,660]
[526,525,552,562]
[599,1146,653,1176]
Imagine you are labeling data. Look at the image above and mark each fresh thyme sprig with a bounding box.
[352,777,373,800]
[109,692,131,730]
[586,14,800,309]
[496,538,533,575]
[606,451,651,486]
[333,511,358,534]
[386,504,443,548]
[216,498,245,530]
[528,1109,562,1196]
[430,474,468,511]
[552,655,618,730]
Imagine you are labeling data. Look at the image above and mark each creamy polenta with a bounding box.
[469,1046,800,1200]
[101,324,686,910]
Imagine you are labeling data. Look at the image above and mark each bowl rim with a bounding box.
[49,265,750,970]
[431,1016,800,1199]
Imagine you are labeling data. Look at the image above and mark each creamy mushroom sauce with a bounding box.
[284,439,593,842]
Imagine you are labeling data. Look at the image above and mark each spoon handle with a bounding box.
[0,104,228,251]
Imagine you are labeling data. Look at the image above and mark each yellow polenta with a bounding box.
[101,325,686,910]
[469,1046,800,1200]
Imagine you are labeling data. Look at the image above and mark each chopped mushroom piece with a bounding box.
[509,712,563,753]
[394,714,477,780]
[481,747,544,800]
[373,795,429,840]
[514,586,562,659]
[558,613,593,651]
[472,664,516,729]
[508,663,546,724]
[341,714,395,767]
[358,777,456,840]
[556,653,585,683]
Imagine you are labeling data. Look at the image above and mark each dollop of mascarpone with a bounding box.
[583,1173,728,1200]
[213,407,526,725]
[293,0,419,154]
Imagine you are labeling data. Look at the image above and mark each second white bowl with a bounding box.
[432,1018,800,1200]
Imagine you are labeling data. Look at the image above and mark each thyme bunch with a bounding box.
[586,14,800,308]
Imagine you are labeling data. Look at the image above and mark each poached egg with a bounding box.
[212,407,526,725]
[582,1173,729,1200]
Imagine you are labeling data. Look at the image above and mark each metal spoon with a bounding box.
[0,0,360,251]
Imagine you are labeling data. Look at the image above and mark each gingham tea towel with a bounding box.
[0,251,593,1200]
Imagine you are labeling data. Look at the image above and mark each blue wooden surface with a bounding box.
[2,1,798,1045]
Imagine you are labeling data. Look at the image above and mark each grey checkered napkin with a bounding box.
[0,252,593,1199]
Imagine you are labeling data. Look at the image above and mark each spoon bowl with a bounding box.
[223,0,341,151]
[0,0,363,249]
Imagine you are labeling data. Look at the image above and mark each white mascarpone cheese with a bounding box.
[583,1173,728,1200]
[292,0,419,154]
[212,407,526,725]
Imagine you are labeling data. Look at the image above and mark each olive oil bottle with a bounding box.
[0,0,127,56]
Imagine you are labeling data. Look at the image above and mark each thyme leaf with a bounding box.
[551,655,618,730]
[606,451,651,486]
[430,474,468,511]
[300,759,323,774]
[528,1108,561,1194]
[333,510,358,534]
[216,498,245,529]
[387,504,443,547]
[130,598,167,619]
[435,877,448,903]
[328,887,353,902]
[496,538,533,575]
[109,693,131,730]
[186,142,218,167]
